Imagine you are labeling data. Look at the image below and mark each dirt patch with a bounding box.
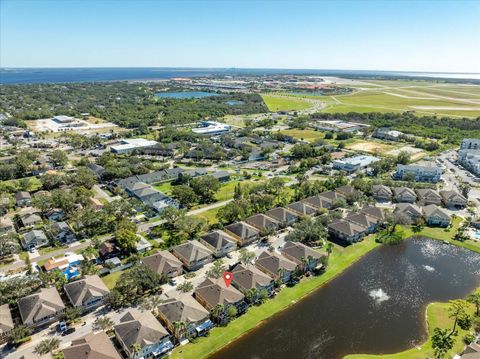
[346,141,397,155]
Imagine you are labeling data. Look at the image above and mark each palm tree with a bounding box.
[139,295,162,315]
[173,321,188,342]
[245,288,259,304]
[131,343,142,357]
[34,338,60,355]
[467,291,480,316]
[210,304,225,324]
[325,242,333,257]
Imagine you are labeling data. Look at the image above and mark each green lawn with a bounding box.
[170,236,380,359]
[193,206,222,225]
[39,244,69,255]
[345,301,477,359]
[153,182,173,195]
[101,270,124,290]
[279,129,325,142]
[261,94,314,112]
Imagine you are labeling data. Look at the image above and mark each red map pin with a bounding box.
[223,272,233,287]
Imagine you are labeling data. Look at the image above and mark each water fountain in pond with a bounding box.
[369,288,390,303]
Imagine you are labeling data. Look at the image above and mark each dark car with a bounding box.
[61,327,76,336]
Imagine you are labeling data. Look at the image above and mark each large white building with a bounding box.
[110,138,158,154]
[332,155,379,172]
[394,164,443,183]
[192,121,231,135]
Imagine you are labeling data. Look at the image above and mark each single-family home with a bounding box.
[43,253,84,280]
[0,304,14,343]
[440,190,468,209]
[328,220,366,243]
[416,188,442,206]
[18,287,65,327]
[344,212,380,234]
[99,240,122,260]
[255,251,298,283]
[231,263,275,301]
[422,205,451,227]
[64,275,110,310]
[194,277,247,323]
[114,309,173,359]
[21,229,49,250]
[393,187,417,203]
[372,185,393,202]
[319,190,346,202]
[63,332,121,359]
[224,221,260,247]
[45,208,66,222]
[245,213,280,233]
[15,191,31,207]
[280,241,326,272]
[359,205,386,223]
[0,216,14,233]
[135,235,152,253]
[394,203,423,224]
[302,195,332,210]
[172,240,213,271]
[157,295,212,340]
[141,250,183,278]
[51,221,76,243]
[20,213,42,228]
[287,201,318,216]
[211,170,231,182]
[265,207,299,226]
[200,230,237,258]
[335,185,361,199]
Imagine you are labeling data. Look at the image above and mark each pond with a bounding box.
[154,91,220,99]
[212,237,480,359]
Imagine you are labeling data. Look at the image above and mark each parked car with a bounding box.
[62,327,76,336]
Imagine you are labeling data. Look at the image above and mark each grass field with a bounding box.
[345,140,402,155]
[101,270,124,289]
[170,235,380,359]
[279,129,325,142]
[294,80,480,118]
[261,94,315,112]
[193,206,222,225]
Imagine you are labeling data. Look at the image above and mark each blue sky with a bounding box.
[1,0,479,72]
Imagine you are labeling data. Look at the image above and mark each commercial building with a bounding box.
[110,138,158,154]
[192,121,231,135]
[394,164,443,183]
[332,155,379,173]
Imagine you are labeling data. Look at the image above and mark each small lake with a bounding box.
[212,237,480,359]
[154,91,220,99]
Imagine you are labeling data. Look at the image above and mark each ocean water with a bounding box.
[1,67,479,84]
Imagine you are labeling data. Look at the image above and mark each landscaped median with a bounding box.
[170,236,380,359]
[344,298,478,359]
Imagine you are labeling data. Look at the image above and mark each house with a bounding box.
[20,212,42,227]
[99,240,122,260]
[328,220,366,243]
[18,287,65,326]
[287,201,318,216]
[0,215,14,233]
[245,213,280,233]
[194,277,247,323]
[344,212,379,234]
[64,275,110,310]
[458,342,480,359]
[200,230,237,258]
[394,164,443,183]
[171,240,213,271]
[89,197,103,211]
[141,251,183,278]
[0,304,14,343]
[114,309,173,359]
[63,332,121,359]
[265,207,299,226]
[224,221,260,247]
[45,208,66,222]
[43,253,84,280]
[210,170,231,182]
[415,188,442,206]
[280,241,326,272]
[394,203,423,224]
[302,195,332,210]
[135,235,152,253]
[157,295,212,340]
[423,204,451,227]
[86,163,105,178]
[15,191,31,207]
[231,263,275,300]
[335,185,361,199]
[332,155,379,173]
[393,187,417,203]
[360,205,386,223]
[51,221,76,243]
[372,185,393,202]
[440,190,467,209]
[21,229,48,250]
[319,190,346,202]
[255,251,298,283]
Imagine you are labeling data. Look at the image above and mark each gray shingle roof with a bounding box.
[281,241,324,264]
[63,331,121,359]
[195,277,245,309]
[200,230,236,251]
[64,275,110,307]
[231,263,273,292]
[141,250,183,276]
[157,295,209,325]
[255,251,297,277]
[172,240,212,264]
[0,304,13,334]
[18,287,65,325]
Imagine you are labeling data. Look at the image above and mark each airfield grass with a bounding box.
[261,93,314,111]
[170,235,380,359]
